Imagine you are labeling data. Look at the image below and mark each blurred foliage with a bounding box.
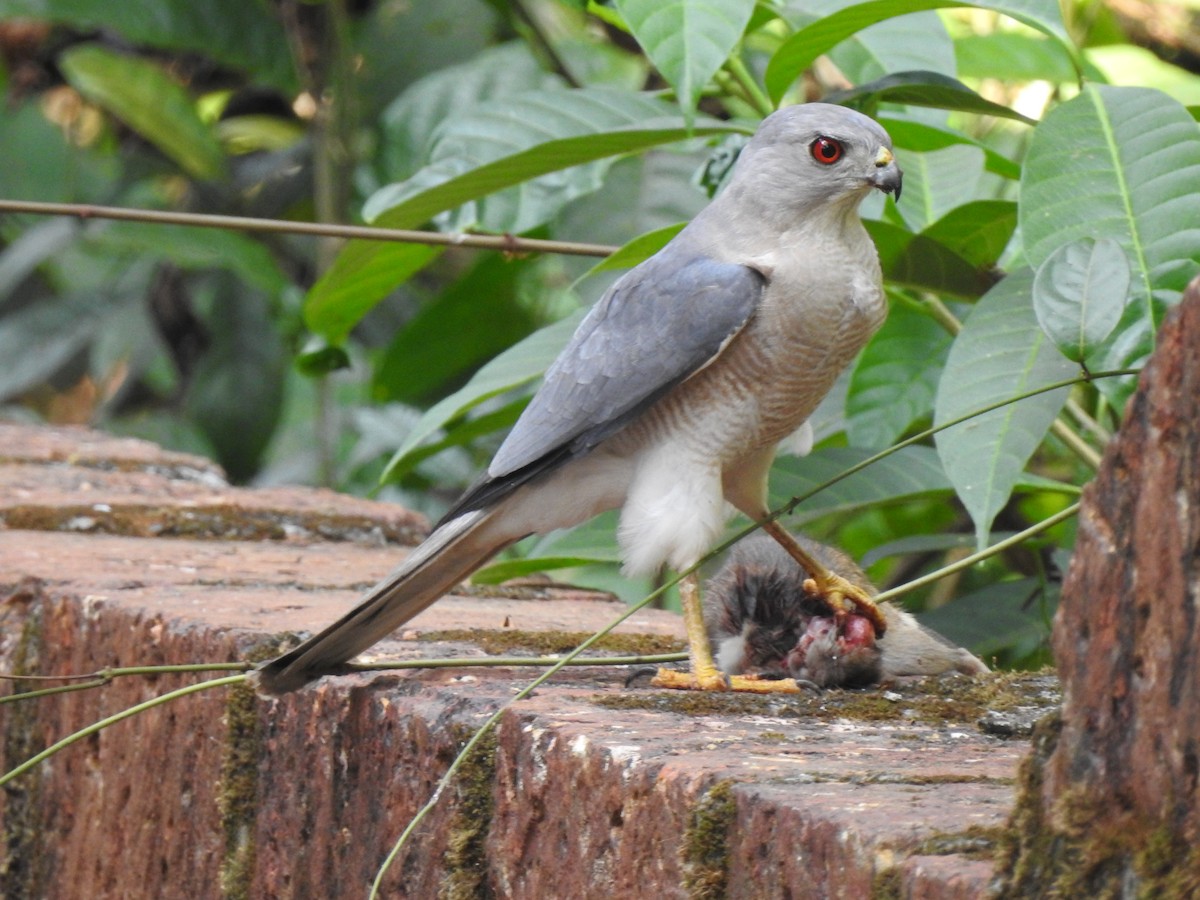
[1,0,1198,666]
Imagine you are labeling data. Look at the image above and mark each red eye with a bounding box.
[810,136,843,165]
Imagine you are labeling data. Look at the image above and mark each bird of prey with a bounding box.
[255,102,903,695]
[704,532,989,690]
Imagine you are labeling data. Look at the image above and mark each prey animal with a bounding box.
[706,532,989,688]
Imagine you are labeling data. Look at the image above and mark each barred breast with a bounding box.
[609,232,885,468]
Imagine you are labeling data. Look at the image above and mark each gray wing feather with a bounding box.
[489,252,764,477]
[433,252,763,525]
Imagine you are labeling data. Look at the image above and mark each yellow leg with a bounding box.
[758,519,888,636]
[650,571,808,693]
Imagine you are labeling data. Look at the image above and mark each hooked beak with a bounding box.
[870,146,903,201]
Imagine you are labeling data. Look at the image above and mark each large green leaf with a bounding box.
[812,9,956,83]
[315,90,739,344]
[475,510,625,582]
[3,0,293,88]
[304,243,442,344]
[955,32,1089,84]
[372,254,542,405]
[880,117,1020,180]
[383,398,527,483]
[0,219,78,306]
[866,220,996,299]
[765,0,1075,103]
[614,0,756,121]
[187,282,286,482]
[1032,237,1131,363]
[59,45,226,180]
[846,300,953,448]
[1020,85,1200,338]
[87,222,286,294]
[378,43,561,183]
[933,269,1076,548]
[0,103,116,203]
[769,445,953,523]
[352,0,502,122]
[917,577,1054,657]
[0,290,119,400]
[893,144,985,232]
[920,200,1018,268]
[381,310,587,483]
[825,71,1037,125]
[578,223,684,280]
[1021,86,1200,407]
[363,88,741,232]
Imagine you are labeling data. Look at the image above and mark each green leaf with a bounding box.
[765,0,1075,103]
[614,0,756,121]
[846,300,954,448]
[1087,44,1200,110]
[320,89,735,347]
[933,269,1076,549]
[384,399,527,482]
[473,555,615,584]
[373,254,542,405]
[919,200,1018,269]
[378,43,560,183]
[826,71,1037,124]
[59,45,227,180]
[866,220,996,299]
[187,283,286,482]
[1032,238,1131,363]
[363,88,741,232]
[1020,85,1200,400]
[1021,85,1200,321]
[0,219,79,306]
[0,103,114,203]
[304,242,442,344]
[3,0,294,88]
[381,310,586,483]
[893,144,986,232]
[956,32,1088,84]
[578,223,684,280]
[769,445,955,524]
[880,117,1020,180]
[295,338,351,377]
[0,290,117,400]
[88,222,286,294]
[817,10,956,84]
[916,577,1055,658]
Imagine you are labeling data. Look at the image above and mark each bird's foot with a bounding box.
[651,660,729,691]
[804,570,888,636]
[650,668,807,693]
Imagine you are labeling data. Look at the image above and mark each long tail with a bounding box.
[252,508,513,694]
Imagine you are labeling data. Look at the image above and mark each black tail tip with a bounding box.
[248,660,308,696]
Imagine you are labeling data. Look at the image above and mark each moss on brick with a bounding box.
[0,504,422,545]
[439,727,499,900]
[681,780,737,900]
[593,669,1059,731]
[217,643,279,900]
[0,584,49,899]
[418,628,685,657]
[992,714,1200,898]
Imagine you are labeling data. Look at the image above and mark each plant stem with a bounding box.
[0,200,618,259]
[0,674,246,787]
[919,292,1104,471]
[874,502,1080,604]
[725,53,774,118]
